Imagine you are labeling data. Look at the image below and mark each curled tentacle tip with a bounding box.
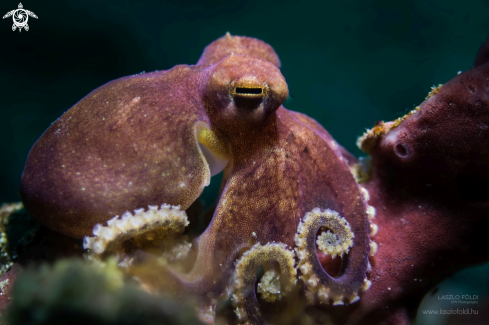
[83,204,189,258]
[298,208,354,259]
[233,242,296,323]
[295,208,371,306]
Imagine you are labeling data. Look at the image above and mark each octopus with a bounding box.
[18,32,489,324]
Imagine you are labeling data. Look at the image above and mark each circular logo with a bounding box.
[13,9,28,28]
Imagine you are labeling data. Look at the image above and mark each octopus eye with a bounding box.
[234,87,263,95]
[204,54,288,125]
[231,83,268,111]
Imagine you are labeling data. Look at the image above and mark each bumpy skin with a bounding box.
[349,36,489,324]
[20,34,370,316]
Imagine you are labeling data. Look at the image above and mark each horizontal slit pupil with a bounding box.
[235,87,262,95]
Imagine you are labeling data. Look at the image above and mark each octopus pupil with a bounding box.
[235,87,263,95]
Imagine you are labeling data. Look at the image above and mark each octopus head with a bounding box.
[203,53,289,133]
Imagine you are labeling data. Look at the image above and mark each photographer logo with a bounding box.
[3,3,38,32]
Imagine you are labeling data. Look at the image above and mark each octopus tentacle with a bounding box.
[310,209,354,259]
[83,204,189,259]
[359,186,378,272]
[360,187,376,222]
[295,208,369,305]
[232,243,296,325]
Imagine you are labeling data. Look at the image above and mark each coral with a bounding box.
[348,34,489,324]
[0,203,22,276]
[14,32,489,324]
[0,203,39,276]
[3,258,202,325]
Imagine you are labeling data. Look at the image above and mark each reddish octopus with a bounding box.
[18,33,489,324]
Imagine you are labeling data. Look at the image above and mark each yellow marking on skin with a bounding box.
[196,123,229,160]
